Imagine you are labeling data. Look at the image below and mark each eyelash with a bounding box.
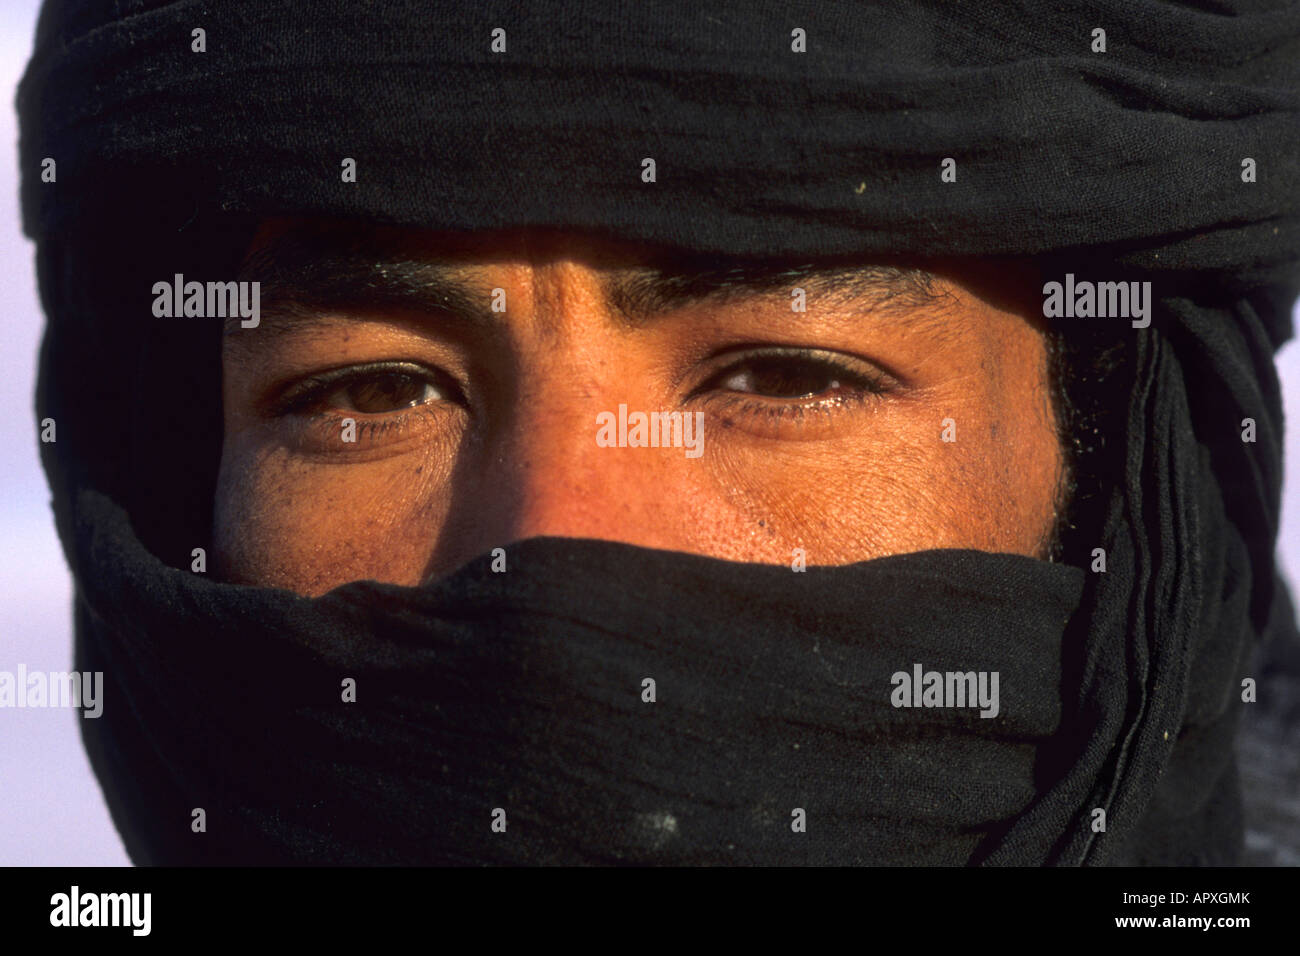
[270,349,895,448]
[271,361,459,448]
[689,347,894,422]
[305,411,428,446]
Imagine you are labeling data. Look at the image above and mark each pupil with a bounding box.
[348,373,425,413]
[748,359,835,398]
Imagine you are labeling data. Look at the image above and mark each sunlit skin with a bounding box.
[213,220,1065,597]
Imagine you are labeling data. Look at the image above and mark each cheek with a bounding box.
[696,406,997,563]
[697,361,1060,562]
[212,437,457,594]
[212,390,1062,592]
[926,338,1061,556]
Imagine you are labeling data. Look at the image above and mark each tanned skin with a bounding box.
[214,220,1064,597]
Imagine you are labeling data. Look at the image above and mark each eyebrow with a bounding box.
[225,229,949,338]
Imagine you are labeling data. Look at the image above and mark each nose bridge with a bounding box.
[496,369,642,543]
[463,251,682,549]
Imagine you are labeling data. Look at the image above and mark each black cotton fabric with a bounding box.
[16,0,1300,865]
[76,507,1089,865]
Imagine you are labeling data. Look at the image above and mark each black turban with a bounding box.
[17,0,1300,864]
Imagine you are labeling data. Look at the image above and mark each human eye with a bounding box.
[275,361,461,416]
[691,346,897,425]
[268,360,467,452]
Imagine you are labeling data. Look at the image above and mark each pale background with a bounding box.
[2,0,1297,865]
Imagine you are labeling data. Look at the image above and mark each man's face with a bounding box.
[213,219,1064,596]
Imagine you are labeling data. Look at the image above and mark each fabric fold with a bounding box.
[76,490,1089,865]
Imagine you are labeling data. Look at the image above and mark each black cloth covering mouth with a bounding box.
[16,0,1300,864]
[80,501,1092,865]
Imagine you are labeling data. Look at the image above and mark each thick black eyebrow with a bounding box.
[228,232,500,338]
[226,229,947,337]
[606,258,943,323]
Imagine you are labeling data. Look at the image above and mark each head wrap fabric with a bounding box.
[17,0,1300,864]
[79,513,1092,865]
